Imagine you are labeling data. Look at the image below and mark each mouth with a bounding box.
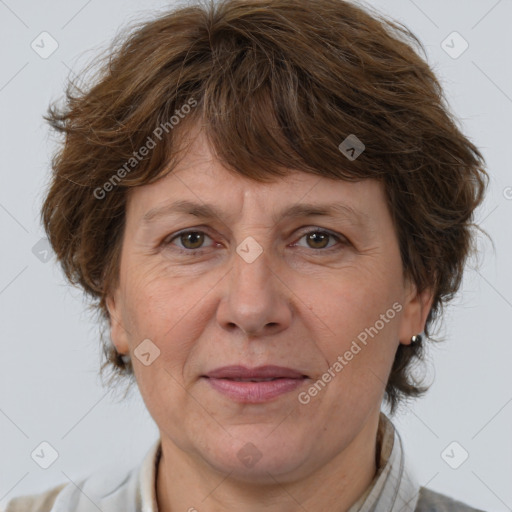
[202,365,309,403]
[218,377,292,382]
[204,365,309,380]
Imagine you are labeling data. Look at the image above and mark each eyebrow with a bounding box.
[142,199,369,225]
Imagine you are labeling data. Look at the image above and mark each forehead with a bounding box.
[125,128,387,228]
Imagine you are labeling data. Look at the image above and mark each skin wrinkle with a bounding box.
[106,127,433,512]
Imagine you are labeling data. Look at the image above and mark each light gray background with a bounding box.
[1,0,511,510]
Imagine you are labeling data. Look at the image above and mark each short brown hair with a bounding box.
[42,0,488,412]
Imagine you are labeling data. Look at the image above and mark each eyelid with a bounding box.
[163,228,216,250]
[291,226,347,249]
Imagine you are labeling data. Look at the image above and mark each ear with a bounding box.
[106,292,130,356]
[398,277,434,346]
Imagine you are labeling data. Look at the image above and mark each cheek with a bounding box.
[119,264,218,371]
[301,268,402,350]
[294,270,403,413]
[120,261,190,331]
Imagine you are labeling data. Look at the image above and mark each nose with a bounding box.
[216,245,293,338]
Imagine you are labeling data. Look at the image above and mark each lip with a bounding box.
[202,365,309,403]
[204,365,308,380]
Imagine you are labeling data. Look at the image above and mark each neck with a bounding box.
[156,411,381,512]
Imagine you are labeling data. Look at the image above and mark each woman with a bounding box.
[5,0,488,510]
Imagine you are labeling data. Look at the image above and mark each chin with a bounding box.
[197,430,315,483]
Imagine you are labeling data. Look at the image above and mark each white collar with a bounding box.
[347,412,420,512]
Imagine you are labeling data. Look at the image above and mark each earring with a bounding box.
[410,334,423,344]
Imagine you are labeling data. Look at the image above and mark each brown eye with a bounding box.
[294,230,342,251]
[305,232,331,249]
[165,230,214,252]
[178,231,206,249]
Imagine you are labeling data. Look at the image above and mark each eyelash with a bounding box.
[162,228,347,255]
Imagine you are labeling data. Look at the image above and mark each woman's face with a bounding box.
[108,127,431,482]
